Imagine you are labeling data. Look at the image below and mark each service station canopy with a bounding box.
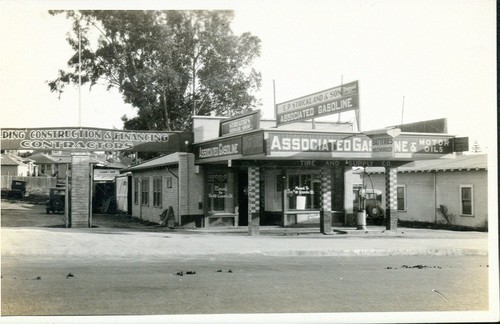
[194,129,468,164]
[1,127,193,152]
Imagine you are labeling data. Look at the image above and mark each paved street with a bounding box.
[1,255,489,316]
[1,199,497,323]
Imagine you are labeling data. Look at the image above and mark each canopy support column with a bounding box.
[320,168,333,234]
[385,167,398,231]
[248,166,260,236]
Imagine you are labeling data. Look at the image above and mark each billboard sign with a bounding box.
[220,110,261,136]
[267,132,372,154]
[452,137,469,152]
[242,132,265,156]
[267,131,457,158]
[195,136,242,159]
[371,134,455,159]
[93,169,120,181]
[0,127,193,152]
[275,81,359,126]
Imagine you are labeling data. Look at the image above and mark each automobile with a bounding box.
[46,187,65,214]
[364,189,385,225]
[9,180,27,198]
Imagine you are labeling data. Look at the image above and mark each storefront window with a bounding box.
[287,172,321,210]
[153,176,162,207]
[206,172,234,214]
[141,178,149,206]
[134,178,139,205]
[397,185,406,211]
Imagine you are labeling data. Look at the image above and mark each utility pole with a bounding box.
[78,22,82,127]
[400,96,405,126]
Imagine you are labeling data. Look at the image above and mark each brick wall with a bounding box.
[71,153,91,228]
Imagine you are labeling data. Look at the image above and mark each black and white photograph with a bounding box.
[0,0,498,323]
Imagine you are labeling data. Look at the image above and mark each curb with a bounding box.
[2,248,488,260]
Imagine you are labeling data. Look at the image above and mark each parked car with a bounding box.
[354,188,385,225]
[9,180,27,198]
[46,187,65,214]
[364,189,385,225]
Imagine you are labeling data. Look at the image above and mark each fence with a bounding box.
[1,175,58,194]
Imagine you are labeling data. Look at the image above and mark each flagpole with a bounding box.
[400,96,405,125]
[78,23,82,127]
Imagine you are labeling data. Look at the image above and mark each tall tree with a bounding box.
[48,10,262,131]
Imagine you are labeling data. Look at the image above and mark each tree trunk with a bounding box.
[163,93,171,131]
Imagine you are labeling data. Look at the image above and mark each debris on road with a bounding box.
[401,264,442,269]
[176,271,183,276]
[66,273,75,279]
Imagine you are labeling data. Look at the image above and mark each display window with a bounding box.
[206,171,235,214]
[286,171,321,210]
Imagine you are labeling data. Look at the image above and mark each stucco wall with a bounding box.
[369,170,488,228]
[434,171,488,228]
[397,173,435,223]
[180,153,204,217]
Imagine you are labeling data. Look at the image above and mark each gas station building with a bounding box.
[122,110,468,235]
[1,81,470,235]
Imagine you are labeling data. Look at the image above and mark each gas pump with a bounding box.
[356,187,367,230]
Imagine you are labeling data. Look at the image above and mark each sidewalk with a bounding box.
[1,225,489,260]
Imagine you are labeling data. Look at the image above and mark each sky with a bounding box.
[0,0,496,154]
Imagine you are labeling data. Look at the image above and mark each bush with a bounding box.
[398,219,488,232]
[436,204,455,225]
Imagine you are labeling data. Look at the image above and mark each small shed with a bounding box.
[121,152,204,227]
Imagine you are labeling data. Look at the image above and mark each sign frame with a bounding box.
[275,81,359,127]
[219,109,261,137]
[1,127,193,153]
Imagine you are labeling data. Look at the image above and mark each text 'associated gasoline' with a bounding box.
[276,81,359,126]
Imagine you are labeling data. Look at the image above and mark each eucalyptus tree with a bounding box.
[48,10,262,131]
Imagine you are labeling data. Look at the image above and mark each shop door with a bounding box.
[238,170,248,226]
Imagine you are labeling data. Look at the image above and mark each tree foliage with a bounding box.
[48,10,262,131]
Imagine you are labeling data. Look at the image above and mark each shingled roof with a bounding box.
[29,153,58,164]
[122,152,181,172]
[1,154,26,166]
